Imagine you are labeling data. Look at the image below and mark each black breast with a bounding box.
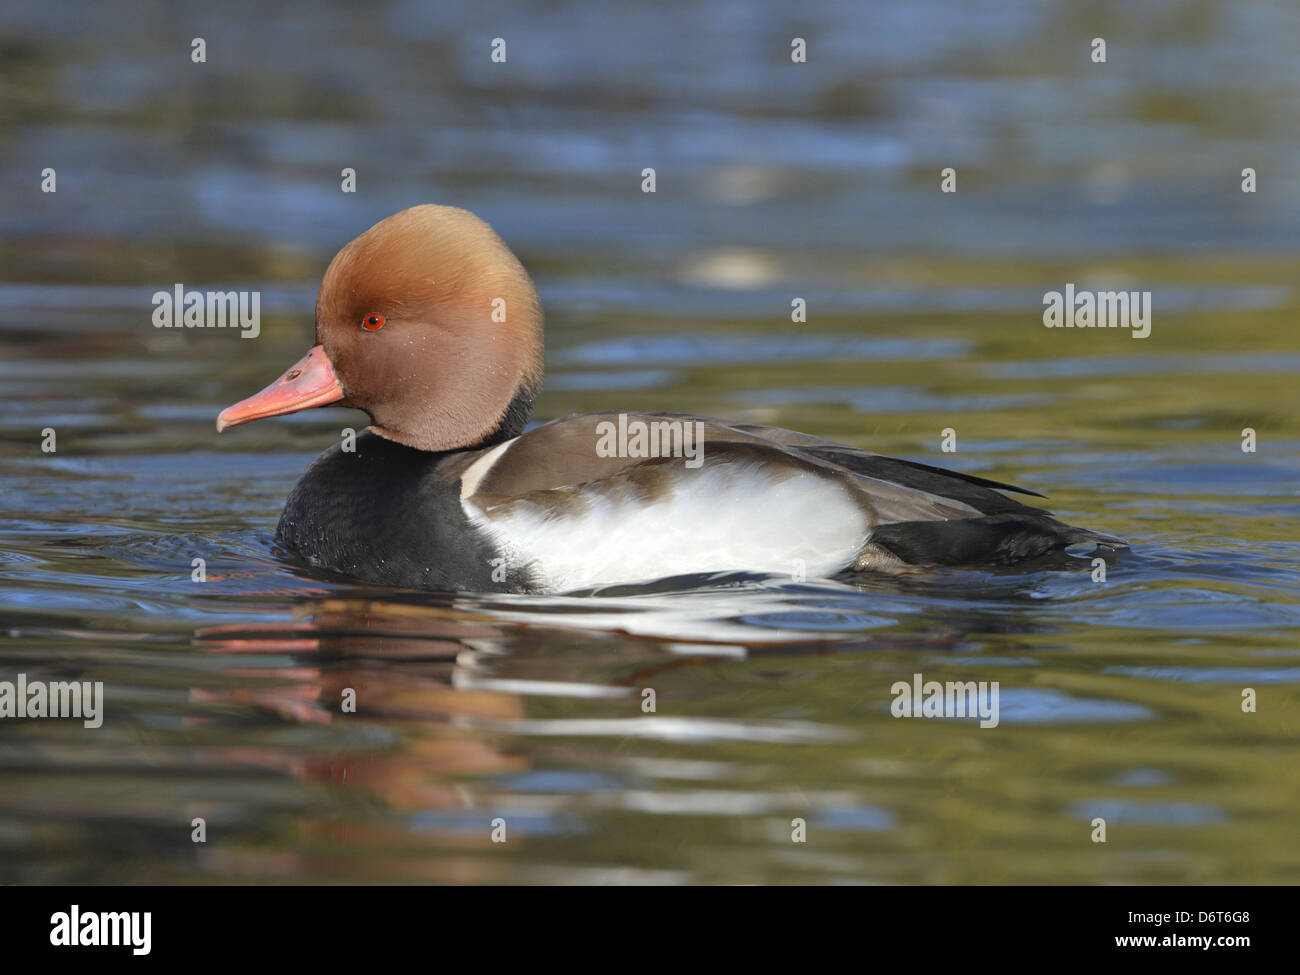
[275,431,508,591]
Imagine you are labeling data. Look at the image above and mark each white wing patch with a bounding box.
[463,461,871,593]
[459,438,516,500]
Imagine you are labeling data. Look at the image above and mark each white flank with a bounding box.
[463,462,870,592]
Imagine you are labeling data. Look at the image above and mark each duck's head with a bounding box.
[217,204,544,452]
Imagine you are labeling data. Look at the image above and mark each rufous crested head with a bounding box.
[217,204,544,452]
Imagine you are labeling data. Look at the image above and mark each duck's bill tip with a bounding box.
[216,345,345,432]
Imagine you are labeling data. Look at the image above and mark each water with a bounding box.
[1,0,1298,884]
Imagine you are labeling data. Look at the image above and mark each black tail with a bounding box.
[869,514,1128,567]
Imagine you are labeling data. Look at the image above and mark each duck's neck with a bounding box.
[468,384,539,451]
[366,384,540,457]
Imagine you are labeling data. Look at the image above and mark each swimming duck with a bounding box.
[217,205,1124,593]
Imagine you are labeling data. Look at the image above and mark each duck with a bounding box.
[217,204,1125,593]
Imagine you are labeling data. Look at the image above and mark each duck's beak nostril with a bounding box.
[284,369,302,381]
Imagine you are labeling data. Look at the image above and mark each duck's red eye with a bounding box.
[362,314,385,331]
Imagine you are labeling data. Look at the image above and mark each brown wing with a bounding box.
[461,412,984,527]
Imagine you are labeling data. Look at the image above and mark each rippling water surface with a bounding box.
[2,0,1298,883]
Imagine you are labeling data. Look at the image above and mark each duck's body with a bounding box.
[219,205,1124,593]
[276,412,1121,593]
